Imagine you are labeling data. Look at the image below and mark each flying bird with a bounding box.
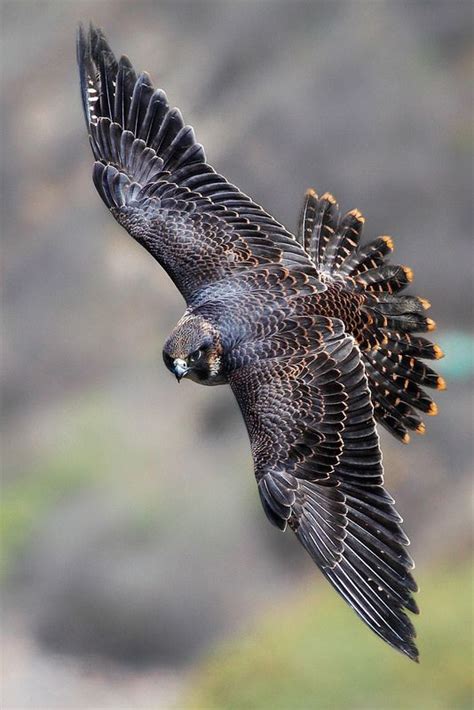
[77,24,445,661]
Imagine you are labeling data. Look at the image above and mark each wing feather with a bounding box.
[77,24,314,303]
[230,321,419,661]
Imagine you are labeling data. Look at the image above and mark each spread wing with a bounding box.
[77,24,313,303]
[230,317,419,661]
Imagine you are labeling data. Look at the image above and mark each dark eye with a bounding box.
[188,349,202,365]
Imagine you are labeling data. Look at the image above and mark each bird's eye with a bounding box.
[188,349,202,365]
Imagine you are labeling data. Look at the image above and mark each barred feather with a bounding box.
[298,190,444,442]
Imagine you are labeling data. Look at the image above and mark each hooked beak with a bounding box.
[173,358,188,382]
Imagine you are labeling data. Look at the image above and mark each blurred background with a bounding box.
[1,1,473,708]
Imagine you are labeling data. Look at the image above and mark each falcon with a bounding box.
[77,24,445,661]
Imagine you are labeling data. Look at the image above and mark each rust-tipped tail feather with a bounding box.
[298,189,444,443]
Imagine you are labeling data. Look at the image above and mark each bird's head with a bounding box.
[163,314,224,384]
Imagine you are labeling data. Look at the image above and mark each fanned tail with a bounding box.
[298,189,445,443]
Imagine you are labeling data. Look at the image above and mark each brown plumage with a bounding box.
[77,24,445,661]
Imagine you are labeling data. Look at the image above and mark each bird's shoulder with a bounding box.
[188,263,330,359]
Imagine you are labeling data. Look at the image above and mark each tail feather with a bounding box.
[356,264,414,295]
[327,208,365,273]
[372,392,421,443]
[339,236,394,277]
[383,332,444,362]
[363,294,437,335]
[364,352,436,413]
[297,189,339,268]
[298,190,444,443]
[374,349,444,391]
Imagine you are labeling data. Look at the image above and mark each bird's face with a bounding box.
[162,315,224,385]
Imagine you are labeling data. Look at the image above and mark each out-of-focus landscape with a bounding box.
[1,1,473,708]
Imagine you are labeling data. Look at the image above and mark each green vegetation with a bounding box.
[186,563,473,710]
[1,401,107,578]
[0,396,161,579]
[1,452,93,579]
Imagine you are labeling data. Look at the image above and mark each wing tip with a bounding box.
[76,20,104,62]
[399,638,420,663]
